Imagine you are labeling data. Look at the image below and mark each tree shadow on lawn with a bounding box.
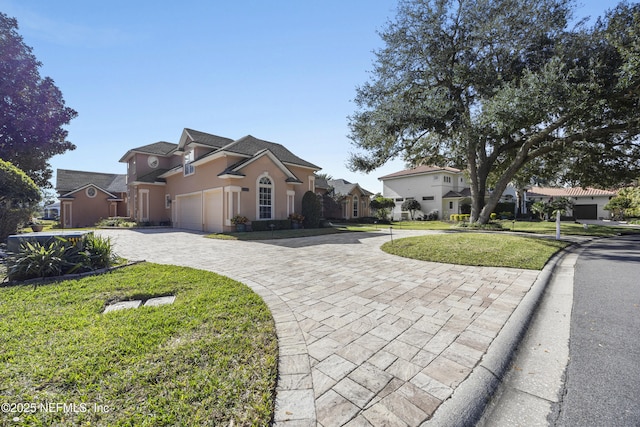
[249,230,393,248]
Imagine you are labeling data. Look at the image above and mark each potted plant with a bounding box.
[231,215,249,232]
[30,219,44,232]
[288,213,305,229]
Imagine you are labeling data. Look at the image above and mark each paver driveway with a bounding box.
[98,228,539,426]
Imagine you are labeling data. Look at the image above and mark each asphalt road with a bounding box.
[551,234,640,426]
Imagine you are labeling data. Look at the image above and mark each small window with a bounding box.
[353,195,359,217]
[406,197,415,200]
[444,176,452,183]
[184,149,195,176]
[86,187,97,198]
[449,201,453,209]
[165,194,171,209]
[395,198,404,202]
[423,196,434,201]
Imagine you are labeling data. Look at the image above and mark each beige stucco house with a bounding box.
[118,128,321,232]
[56,169,128,228]
[379,166,472,220]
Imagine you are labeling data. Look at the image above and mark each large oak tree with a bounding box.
[348,0,640,223]
[0,13,77,188]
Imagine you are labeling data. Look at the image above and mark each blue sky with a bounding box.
[1,0,613,194]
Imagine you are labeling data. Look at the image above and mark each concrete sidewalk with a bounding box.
[98,228,542,426]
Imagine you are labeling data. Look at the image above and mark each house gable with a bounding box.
[218,149,302,183]
[56,169,128,228]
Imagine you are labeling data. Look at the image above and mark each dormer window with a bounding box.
[184,149,195,176]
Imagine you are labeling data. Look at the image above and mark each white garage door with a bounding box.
[177,193,202,231]
[204,189,223,233]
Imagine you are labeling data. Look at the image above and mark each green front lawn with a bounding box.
[0,263,278,426]
[382,233,569,270]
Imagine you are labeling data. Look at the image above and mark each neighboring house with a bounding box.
[315,177,373,219]
[118,128,321,232]
[56,169,128,228]
[379,166,472,220]
[43,202,60,219]
[524,186,617,220]
[380,165,617,221]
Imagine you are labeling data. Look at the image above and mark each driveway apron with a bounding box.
[98,229,539,426]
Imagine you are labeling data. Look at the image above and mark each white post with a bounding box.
[556,210,561,240]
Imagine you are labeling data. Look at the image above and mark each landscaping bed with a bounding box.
[0,263,278,426]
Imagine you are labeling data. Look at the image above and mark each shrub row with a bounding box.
[251,219,292,232]
[6,234,119,282]
[449,213,499,222]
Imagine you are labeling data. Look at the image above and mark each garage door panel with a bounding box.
[204,190,223,233]
[177,194,202,231]
[574,204,597,220]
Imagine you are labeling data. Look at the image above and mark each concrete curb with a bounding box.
[425,246,571,427]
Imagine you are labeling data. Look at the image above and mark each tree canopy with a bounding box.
[0,159,40,205]
[348,0,640,223]
[0,159,41,241]
[0,13,77,188]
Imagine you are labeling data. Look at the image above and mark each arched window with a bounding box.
[353,195,359,217]
[258,176,273,219]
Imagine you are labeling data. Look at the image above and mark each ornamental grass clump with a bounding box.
[6,234,117,282]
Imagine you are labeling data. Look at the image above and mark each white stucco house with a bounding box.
[380,166,618,221]
[379,166,472,220]
[524,186,617,220]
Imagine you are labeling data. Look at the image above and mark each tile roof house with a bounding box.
[524,186,617,220]
[56,169,128,228]
[315,177,374,220]
[119,128,321,232]
[379,166,473,220]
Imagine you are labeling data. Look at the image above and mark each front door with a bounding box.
[62,202,72,228]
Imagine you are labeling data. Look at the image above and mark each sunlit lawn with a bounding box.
[0,263,277,426]
[382,233,569,270]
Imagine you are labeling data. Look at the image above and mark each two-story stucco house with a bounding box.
[379,165,473,220]
[118,128,321,232]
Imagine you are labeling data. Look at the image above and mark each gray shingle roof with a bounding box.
[328,179,373,197]
[184,128,233,148]
[221,135,320,169]
[132,141,177,155]
[135,169,169,183]
[56,169,127,194]
[443,188,472,198]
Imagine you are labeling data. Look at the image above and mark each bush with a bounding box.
[251,219,291,231]
[83,234,117,269]
[6,234,118,282]
[301,191,322,228]
[424,210,439,220]
[453,222,504,230]
[450,214,470,222]
[96,217,136,228]
[0,207,31,242]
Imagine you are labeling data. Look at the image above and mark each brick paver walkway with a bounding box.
[98,228,539,426]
